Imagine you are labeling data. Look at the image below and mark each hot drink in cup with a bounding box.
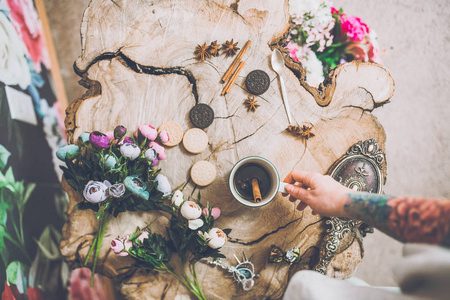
[229,156,287,207]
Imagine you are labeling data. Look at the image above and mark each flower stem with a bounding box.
[87,213,111,286]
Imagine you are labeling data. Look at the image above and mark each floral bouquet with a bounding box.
[112,190,229,300]
[287,0,382,86]
[57,124,172,285]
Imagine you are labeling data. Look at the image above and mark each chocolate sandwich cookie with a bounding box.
[245,70,270,95]
[189,103,214,129]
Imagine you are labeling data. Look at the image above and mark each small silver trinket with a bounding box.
[208,252,259,291]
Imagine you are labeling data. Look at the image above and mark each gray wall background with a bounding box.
[43,0,450,286]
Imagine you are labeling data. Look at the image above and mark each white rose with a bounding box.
[0,12,31,89]
[120,143,140,160]
[204,228,227,249]
[171,190,184,207]
[188,218,204,230]
[155,174,172,196]
[83,180,109,203]
[180,201,202,220]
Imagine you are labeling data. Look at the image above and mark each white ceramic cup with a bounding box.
[228,156,288,207]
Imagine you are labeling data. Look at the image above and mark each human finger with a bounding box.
[282,181,307,197]
[289,195,297,202]
[296,201,308,211]
[285,184,309,201]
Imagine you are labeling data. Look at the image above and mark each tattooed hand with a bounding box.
[283,170,352,217]
[283,169,450,246]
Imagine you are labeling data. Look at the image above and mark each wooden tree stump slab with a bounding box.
[60,0,394,299]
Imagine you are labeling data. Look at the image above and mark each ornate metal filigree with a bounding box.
[314,139,385,274]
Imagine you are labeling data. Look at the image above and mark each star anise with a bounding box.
[285,125,315,140]
[244,95,260,112]
[286,125,302,135]
[207,40,220,57]
[221,39,240,57]
[194,43,211,61]
[300,125,315,140]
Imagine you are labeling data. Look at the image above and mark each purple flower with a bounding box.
[118,137,135,145]
[114,125,127,139]
[89,131,110,149]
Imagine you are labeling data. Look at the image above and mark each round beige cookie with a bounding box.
[191,161,216,186]
[158,121,183,146]
[182,128,208,154]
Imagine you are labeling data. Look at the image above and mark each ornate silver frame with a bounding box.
[314,139,385,274]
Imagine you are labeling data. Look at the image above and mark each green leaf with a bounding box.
[0,225,10,266]
[17,182,36,215]
[35,225,61,260]
[0,144,11,170]
[6,261,28,294]
[4,167,15,185]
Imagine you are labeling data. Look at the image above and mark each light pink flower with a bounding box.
[138,124,158,141]
[286,41,300,62]
[149,141,166,160]
[105,131,114,140]
[111,238,127,256]
[159,131,170,143]
[138,231,149,243]
[124,236,132,251]
[5,0,50,73]
[202,207,221,220]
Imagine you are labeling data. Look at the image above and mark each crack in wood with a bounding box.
[74,51,199,105]
[232,104,282,145]
[215,106,240,119]
[228,217,302,246]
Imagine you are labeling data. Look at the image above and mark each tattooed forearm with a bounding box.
[343,193,450,246]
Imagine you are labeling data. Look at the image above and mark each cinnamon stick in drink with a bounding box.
[252,178,262,203]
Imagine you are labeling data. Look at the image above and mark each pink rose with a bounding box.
[5,0,50,73]
[124,236,132,251]
[149,141,166,160]
[286,41,299,62]
[202,207,221,220]
[339,15,369,42]
[331,7,340,15]
[137,231,149,243]
[105,131,114,140]
[159,130,170,143]
[137,124,158,141]
[111,238,127,256]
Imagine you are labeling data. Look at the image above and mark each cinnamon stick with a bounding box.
[221,61,245,95]
[252,178,262,203]
[221,40,251,83]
